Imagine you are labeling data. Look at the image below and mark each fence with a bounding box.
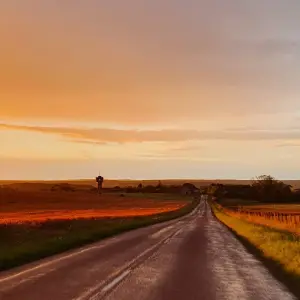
[215,203,300,230]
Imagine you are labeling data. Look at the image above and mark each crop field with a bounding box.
[2,179,300,189]
[218,198,300,213]
[0,189,188,224]
[0,185,196,271]
[236,204,300,214]
[215,200,300,235]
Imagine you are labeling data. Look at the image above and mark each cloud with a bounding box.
[69,140,107,146]
[1,123,300,144]
[276,142,300,148]
[167,144,205,152]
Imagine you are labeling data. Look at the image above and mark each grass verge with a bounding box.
[0,198,198,272]
[212,202,300,299]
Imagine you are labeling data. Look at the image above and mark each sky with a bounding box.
[1,1,300,180]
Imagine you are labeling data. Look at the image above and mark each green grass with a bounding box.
[212,203,300,298]
[0,198,199,272]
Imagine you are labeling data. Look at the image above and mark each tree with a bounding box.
[251,175,291,202]
[143,185,156,193]
[181,183,198,195]
[137,183,143,192]
[155,180,165,192]
[207,184,225,198]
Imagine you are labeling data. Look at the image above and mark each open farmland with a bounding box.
[218,198,300,214]
[1,179,300,189]
[0,189,188,224]
[0,185,197,271]
[235,203,300,214]
[214,200,300,236]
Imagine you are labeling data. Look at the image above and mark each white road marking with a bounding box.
[0,242,113,284]
[150,225,174,239]
[75,242,167,300]
[1,202,202,297]
[101,270,131,294]
[0,268,57,292]
[73,202,203,300]
[74,227,183,300]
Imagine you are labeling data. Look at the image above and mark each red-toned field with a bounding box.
[0,185,196,271]
[0,189,188,224]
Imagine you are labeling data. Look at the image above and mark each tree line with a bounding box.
[208,175,300,203]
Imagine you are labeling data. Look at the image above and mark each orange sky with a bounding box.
[1,2,300,180]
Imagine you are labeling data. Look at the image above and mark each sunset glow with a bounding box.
[1,2,300,180]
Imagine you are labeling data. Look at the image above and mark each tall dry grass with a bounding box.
[215,203,300,235]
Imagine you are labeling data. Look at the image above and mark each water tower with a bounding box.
[96,174,104,194]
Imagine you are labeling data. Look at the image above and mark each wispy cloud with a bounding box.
[70,140,107,146]
[276,142,300,148]
[1,123,300,144]
[166,144,205,152]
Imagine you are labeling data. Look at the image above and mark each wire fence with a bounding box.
[215,203,300,229]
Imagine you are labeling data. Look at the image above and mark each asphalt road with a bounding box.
[0,199,295,300]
